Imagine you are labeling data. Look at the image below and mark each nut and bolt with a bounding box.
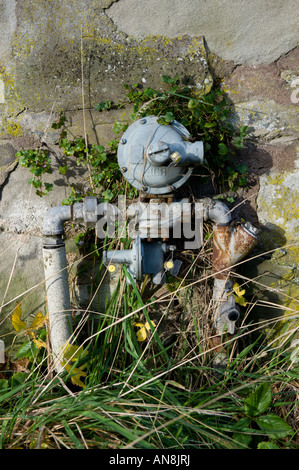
[121,138,127,144]
[121,166,127,173]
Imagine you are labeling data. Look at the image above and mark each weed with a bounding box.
[17,76,248,203]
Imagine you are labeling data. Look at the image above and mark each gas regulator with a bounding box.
[101,115,260,335]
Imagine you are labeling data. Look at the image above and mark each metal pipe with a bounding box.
[199,198,232,226]
[211,223,259,334]
[212,278,240,335]
[0,339,5,364]
[43,205,75,372]
[43,236,73,372]
[43,205,72,237]
[42,197,98,372]
[197,199,259,334]
[212,222,259,278]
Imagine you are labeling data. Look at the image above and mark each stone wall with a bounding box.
[0,0,298,346]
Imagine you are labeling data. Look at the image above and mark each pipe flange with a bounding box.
[83,197,98,228]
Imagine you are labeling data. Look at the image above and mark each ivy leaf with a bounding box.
[244,382,272,417]
[113,121,127,134]
[236,163,248,174]
[158,112,175,125]
[15,341,33,359]
[95,100,112,112]
[9,372,29,387]
[134,323,147,342]
[33,338,47,349]
[61,361,87,388]
[11,304,27,332]
[218,143,228,155]
[44,183,53,193]
[239,125,248,137]
[143,321,155,331]
[63,343,88,362]
[101,189,114,202]
[255,414,293,439]
[60,343,88,388]
[188,99,197,109]
[162,75,178,85]
[59,166,68,175]
[234,295,247,307]
[233,283,246,297]
[233,136,243,149]
[0,379,8,391]
[29,311,47,330]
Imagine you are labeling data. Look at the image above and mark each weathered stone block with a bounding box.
[107,0,299,65]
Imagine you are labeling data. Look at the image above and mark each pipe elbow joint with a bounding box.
[43,197,98,237]
[43,205,72,237]
[197,198,232,226]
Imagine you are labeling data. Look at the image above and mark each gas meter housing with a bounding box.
[117,116,204,195]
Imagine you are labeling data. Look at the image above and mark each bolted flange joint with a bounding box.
[83,196,98,228]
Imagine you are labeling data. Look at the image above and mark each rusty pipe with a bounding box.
[211,222,259,335]
[212,222,259,278]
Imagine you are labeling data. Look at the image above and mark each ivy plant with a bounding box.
[17,75,249,203]
[17,147,53,197]
[52,112,133,204]
[122,75,249,199]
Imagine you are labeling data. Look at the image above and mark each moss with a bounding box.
[269,280,299,347]
[0,64,25,137]
[258,170,299,252]
[252,166,299,344]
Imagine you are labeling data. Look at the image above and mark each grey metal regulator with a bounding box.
[41,115,259,372]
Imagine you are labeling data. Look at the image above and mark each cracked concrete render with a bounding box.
[107,0,299,65]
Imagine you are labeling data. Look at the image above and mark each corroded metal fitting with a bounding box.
[212,222,259,278]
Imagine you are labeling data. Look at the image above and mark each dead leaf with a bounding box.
[11,358,30,373]
[11,304,27,332]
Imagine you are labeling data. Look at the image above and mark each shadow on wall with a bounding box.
[238,223,288,323]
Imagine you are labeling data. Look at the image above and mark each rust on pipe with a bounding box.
[210,334,236,353]
[212,223,259,279]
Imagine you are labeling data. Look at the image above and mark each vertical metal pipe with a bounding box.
[43,238,73,373]
[42,198,98,373]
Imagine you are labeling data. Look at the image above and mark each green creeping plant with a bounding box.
[18,77,248,203]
